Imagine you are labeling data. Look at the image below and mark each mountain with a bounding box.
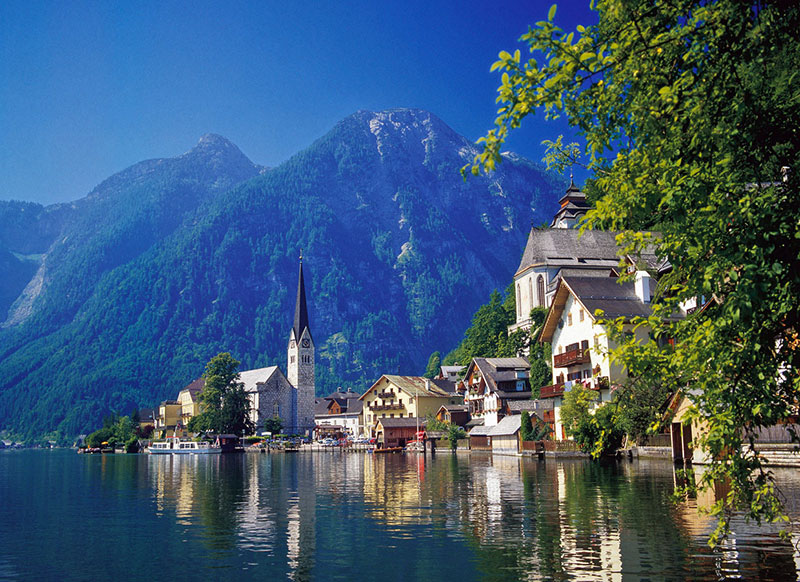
[0,108,561,440]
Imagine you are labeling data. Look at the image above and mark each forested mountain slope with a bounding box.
[0,108,561,439]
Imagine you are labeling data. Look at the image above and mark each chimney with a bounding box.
[425,379,431,392]
[634,271,652,303]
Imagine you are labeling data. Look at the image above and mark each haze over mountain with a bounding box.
[0,108,562,439]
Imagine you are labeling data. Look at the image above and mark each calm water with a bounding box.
[1,450,799,581]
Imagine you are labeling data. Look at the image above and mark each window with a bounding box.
[579,309,584,322]
[273,403,280,417]
[516,284,521,318]
[568,313,573,326]
[290,356,295,364]
[528,277,534,314]
[537,275,545,307]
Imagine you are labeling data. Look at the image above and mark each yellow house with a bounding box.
[177,378,204,428]
[359,375,461,436]
[155,400,181,438]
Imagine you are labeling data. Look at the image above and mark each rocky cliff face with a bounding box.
[0,109,562,439]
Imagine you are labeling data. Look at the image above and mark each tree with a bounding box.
[528,307,551,395]
[423,351,441,379]
[443,285,516,365]
[469,1,800,543]
[560,384,622,457]
[191,353,254,436]
[520,410,534,441]
[262,416,283,435]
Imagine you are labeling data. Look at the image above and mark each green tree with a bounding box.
[262,416,283,435]
[423,351,441,379]
[469,0,800,542]
[560,384,622,457]
[445,424,466,450]
[520,410,534,441]
[528,307,551,395]
[443,285,516,364]
[191,353,254,436]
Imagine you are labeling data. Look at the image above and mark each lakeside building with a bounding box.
[177,378,203,430]
[508,182,660,338]
[460,357,531,427]
[314,388,364,438]
[537,274,658,440]
[359,375,461,438]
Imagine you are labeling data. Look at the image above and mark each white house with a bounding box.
[538,273,659,440]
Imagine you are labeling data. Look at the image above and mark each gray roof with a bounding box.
[516,229,660,275]
[564,276,653,319]
[488,415,522,436]
[239,366,282,393]
[466,418,484,428]
[467,357,530,394]
[469,425,493,436]
[377,417,426,428]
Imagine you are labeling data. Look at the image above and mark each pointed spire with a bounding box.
[293,255,310,340]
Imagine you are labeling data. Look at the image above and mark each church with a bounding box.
[238,257,316,436]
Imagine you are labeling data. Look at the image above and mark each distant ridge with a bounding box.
[0,108,563,439]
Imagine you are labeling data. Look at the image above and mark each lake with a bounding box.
[1,449,798,581]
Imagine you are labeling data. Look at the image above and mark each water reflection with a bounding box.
[136,452,800,581]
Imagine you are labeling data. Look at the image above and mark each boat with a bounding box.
[146,435,221,455]
[404,440,425,452]
[373,446,403,454]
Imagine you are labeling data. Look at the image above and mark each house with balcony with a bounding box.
[359,375,461,437]
[314,388,364,438]
[461,357,532,427]
[538,273,658,439]
[508,182,660,339]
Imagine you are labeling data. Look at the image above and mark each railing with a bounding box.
[543,440,582,452]
[376,391,394,399]
[554,348,591,368]
[371,403,404,411]
[540,383,565,398]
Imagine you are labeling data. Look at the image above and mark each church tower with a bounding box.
[287,254,315,435]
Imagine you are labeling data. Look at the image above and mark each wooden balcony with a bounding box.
[376,391,394,399]
[371,403,404,411]
[553,348,591,368]
[539,383,565,398]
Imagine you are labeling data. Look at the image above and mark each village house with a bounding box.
[177,378,203,428]
[154,400,181,438]
[507,181,660,339]
[435,404,470,428]
[461,357,532,427]
[437,365,465,382]
[375,417,425,448]
[538,274,660,440]
[314,388,364,438]
[359,375,460,438]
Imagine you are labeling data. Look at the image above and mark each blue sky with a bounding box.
[0,1,596,205]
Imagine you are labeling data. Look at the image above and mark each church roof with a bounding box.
[293,259,311,341]
[239,366,283,393]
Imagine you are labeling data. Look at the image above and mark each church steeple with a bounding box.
[287,252,315,436]
[293,253,311,341]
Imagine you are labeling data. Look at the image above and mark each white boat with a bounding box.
[147,436,221,455]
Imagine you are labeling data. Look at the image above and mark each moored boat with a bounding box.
[146,436,221,455]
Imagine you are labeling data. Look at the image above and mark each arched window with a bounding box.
[528,277,534,317]
[516,284,521,319]
[537,275,545,307]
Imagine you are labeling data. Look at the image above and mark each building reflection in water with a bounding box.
[146,453,316,580]
[142,451,799,581]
